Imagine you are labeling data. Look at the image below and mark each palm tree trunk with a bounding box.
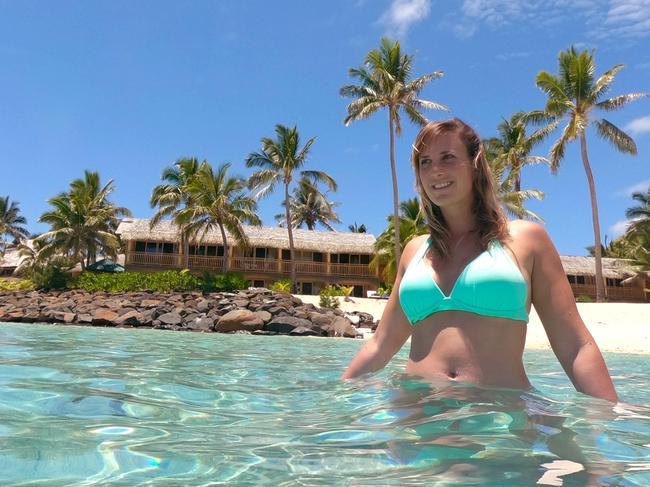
[285,182,297,294]
[389,108,401,269]
[580,133,606,302]
[218,222,229,274]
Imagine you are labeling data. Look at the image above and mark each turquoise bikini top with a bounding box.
[398,236,529,325]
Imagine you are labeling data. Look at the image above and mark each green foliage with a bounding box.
[198,271,249,293]
[340,285,354,297]
[576,294,593,303]
[75,269,249,293]
[269,279,291,292]
[0,279,34,291]
[376,284,393,298]
[32,259,71,290]
[319,285,343,309]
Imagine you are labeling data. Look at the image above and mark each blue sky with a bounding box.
[1,0,648,256]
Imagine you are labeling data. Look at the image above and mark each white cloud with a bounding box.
[451,0,650,41]
[613,179,650,197]
[495,51,531,61]
[609,219,631,237]
[624,116,650,136]
[378,0,432,37]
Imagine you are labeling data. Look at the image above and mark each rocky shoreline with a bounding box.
[0,288,378,338]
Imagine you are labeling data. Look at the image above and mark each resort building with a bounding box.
[116,218,380,298]
[115,218,648,303]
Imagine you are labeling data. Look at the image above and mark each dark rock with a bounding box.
[158,312,182,326]
[252,310,272,323]
[92,309,118,326]
[114,310,141,326]
[215,309,263,332]
[264,316,313,334]
[329,316,358,338]
[187,316,214,332]
[289,326,321,336]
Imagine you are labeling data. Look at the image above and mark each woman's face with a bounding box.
[417,131,475,210]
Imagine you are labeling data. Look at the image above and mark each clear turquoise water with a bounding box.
[0,322,649,486]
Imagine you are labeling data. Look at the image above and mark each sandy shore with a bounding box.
[295,295,650,355]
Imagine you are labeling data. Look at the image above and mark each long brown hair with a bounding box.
[411,118,509,259]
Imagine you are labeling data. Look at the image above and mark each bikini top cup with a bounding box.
[398,236,529,325]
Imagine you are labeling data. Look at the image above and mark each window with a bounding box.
[206,246,216,256]
[313,252,323,262]
[350,254,360,265]
[339,253,350,264]
[606,278,623,287]
[135,241,146,252]
[256,247,268,259]
[300,282,313,295]
[576,275,585,285]
[567,275,576,284]
[146,242,158,253]
[282,249,290,260]
[162,243,174,254]
[217,245,224,257]
[330,254,338,264]
[360,254,370,265]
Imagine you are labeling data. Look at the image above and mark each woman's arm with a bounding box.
[340,237,420,380]
[525,222,618,402]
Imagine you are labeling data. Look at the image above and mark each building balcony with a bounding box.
[125,252,376,278]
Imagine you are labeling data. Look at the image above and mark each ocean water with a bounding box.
[0,322,648,486]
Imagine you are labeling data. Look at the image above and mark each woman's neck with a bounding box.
[442,204,477,238]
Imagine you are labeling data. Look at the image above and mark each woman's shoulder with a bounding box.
[505,219,555,255]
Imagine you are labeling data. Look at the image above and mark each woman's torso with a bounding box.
[400,221,535,389]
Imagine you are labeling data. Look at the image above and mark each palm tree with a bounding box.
[274,176,341,230]
[483,140,545,221]
[370,197,428,284]
[625,187,650,236]
[246,124,337,293]
[37,171,131,269]
[487,112,555,192]
[150,157,200,267]
[534,46,648,301]
[175,161,261,273]
[348,222,367,233]
[0,196,29,256]
[340,37,448,271]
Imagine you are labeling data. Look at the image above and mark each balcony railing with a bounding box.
[570,283,645,301]
[125,252,375,278]
[127,252,178,267]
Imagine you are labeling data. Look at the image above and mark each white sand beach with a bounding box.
[295,295,650,355]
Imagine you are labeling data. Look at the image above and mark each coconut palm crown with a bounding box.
[246,124,337,293]
[0,196,29,256]
[274,176,341,231]
[340,37,448,273]
[37,170,131,269]
[534,46,648,301]
[175,161,261,273]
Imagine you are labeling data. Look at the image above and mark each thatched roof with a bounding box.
[560,255,638,279]
[116,218,377,254]
[0,248,21,269]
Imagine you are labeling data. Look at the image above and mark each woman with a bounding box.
[341,118,617,403]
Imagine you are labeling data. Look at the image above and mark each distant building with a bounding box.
[116,218,380,298]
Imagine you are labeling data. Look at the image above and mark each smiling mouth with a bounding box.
[432,181,453,190]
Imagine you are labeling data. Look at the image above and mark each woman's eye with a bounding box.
[420,159,431,166]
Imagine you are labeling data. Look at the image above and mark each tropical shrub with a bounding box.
[199,271,249,293]
[269,279,291,293]
[0,279,34,291]
[75,270,248,293]
[319,284,343,309]
[31,259,71,290]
